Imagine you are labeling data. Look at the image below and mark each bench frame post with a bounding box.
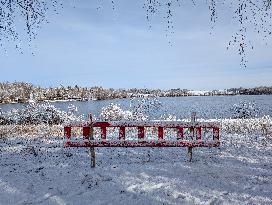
[89,113,96,168]
[188,112,196,162]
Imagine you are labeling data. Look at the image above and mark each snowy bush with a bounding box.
[99,103,132,121]
[221,116,272,136]
[68,104,78,114]
[230,101,259,119]
[130,97,162,121]
[99,97,162,121]
[0,103,83,125]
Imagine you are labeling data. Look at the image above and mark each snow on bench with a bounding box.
[64,112,220,167]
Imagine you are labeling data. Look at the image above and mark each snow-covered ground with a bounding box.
[0,127,271,205]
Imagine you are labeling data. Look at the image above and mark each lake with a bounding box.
[0,95,271,119]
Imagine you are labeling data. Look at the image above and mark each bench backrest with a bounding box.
[64,120,220,148]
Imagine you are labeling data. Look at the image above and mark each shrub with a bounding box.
[0,103,83,125]
[230,101,259,119]
[99,97,162,121]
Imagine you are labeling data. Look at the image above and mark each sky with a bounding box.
[0,0,272,90]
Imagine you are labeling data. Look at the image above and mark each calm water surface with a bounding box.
[0,95,271,119]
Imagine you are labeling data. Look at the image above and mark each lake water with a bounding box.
[0,95,271,119]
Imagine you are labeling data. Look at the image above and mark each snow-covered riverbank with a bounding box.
[0,127,271,205]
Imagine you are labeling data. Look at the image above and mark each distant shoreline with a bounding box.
[1,82,272,105]
[1,93,272,106]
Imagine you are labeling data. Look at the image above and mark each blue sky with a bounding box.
[0,0,271,90]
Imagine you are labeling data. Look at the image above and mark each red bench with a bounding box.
[64,113,220,167]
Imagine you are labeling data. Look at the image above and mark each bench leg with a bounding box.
[188,147,192,162]
[90,147,96,168]
[88,122,96,168]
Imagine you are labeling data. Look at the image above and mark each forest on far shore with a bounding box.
[0,82,272,104]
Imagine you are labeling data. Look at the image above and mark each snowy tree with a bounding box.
[1,1,271,66]
[0,0,61,50]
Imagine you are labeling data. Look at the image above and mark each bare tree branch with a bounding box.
[0,0,271,67]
